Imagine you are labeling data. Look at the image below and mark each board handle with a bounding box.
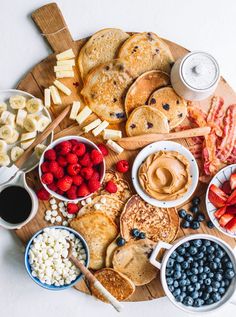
[32,2,75,53]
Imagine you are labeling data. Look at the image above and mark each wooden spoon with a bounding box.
[117,126,211,150]
[66,241,123,312]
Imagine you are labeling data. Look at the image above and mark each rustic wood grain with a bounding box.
[14,2,236,302]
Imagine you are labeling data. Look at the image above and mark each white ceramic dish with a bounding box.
[131,141,199,207]
[205,164,236,238]
[0,89,53,173]
[150,234,236,314]
[39,135,106,202]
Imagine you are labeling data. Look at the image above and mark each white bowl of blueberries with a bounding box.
[150,234,236,313]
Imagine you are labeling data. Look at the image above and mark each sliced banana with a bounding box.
[26,98,43,113]
[6,113,16,127]
[23,116,38,132]
[0,110,11,124]
[6,129,19,144]
[37,116,51,132]
[0,153,10,166]
[0,125,14,140]
[11,146,24,161]
[21,138,35,150]
[34,144,46,159]
[21,131,37,141]
[16,109,27,127]
[0,140,7,153]
[0,102,7,114]
[9,95,26,109]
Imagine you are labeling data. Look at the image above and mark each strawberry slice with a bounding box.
[208,184,228,208]
[222,181,232,195]
[214,206,227,219]
[230,173,236,190]
[225,217,236,233]
[218,213,234,227]
[227,189,236,205]
[226,205,236,215]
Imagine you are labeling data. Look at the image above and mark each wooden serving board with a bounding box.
[15,3,236,302]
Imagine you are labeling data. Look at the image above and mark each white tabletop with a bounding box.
[1,0,236,316]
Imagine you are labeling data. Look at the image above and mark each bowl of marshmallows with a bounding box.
[24,226,89,290]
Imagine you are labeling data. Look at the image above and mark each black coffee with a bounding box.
[0,186,32,224]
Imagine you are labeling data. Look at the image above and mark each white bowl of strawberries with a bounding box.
[38,136,105,202]
[206,164,236,237]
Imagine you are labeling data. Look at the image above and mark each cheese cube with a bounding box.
[54,65,73,72]
[49,86,62,105]
[56,49,75,61]
[92,121,109,137]
[83,119,101,133]
[56,70,74,78]
[106,139,124,154]
[70,101,81,120]
[57,59,75,66]
[53,80,71,96]
[103,129,122,140]
[44,88,51,108]
[76,106,92,125]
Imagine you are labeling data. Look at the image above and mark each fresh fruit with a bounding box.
[222,181,231,195]
[230,174,236,191]
[10,146,24,161]
[185,214,193,222]
[48,161,59,174]
[214,206,227,219]
[90,149,103,165]
[178,209,187,218]
[218,213,234,227]
[26,98,43,113]
[56,141,72,155]
[97,143,109,156]
[36,187,50,200]
[196,213,205,222]
[116,237,126,246]
[0,140,7,153]
[67,163,81,176]
[0,153,10,166]
[80,167,94,180]
[0,125,14,140]
[6,129,19,144]
[57,155,67,167]
[131,228,140,238]
[227,189,236,205]
[72,175,83,186]
[23,116,38,132]
[139,232,146,239]
[41,173,54,185]
[67,202,79,214]
[191,221,200,230]
[80,153,92,167]
[105,180,117,193]
[116,160,129,173]
[53,166,64,179]
[57,176,73,192]
[66,153,78,164]
[88,178,101,193]
[90,171,100,181]
[37,116,51,132]
[225,217,236,233]
[41,161,49,173]
[77,183,90,197]
[190,206,199,214]
[207,220,214,229]
[9,95,26,109]
[66,187,77,200]
[34,144,46,159]
[192,197,200,206]
[208,184,228,208]
[72,143,86,156]
[181,220,190,228]
[226,205,236,215]
[44,149,56,161]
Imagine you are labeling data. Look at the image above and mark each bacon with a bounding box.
[227,146,236,164]
[202,133,220,175]
[206,96,224,137]
[188,144,203,159]
[187,106,207,127]
[217,105,236,161]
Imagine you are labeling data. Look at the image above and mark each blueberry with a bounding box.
[167,258,175,268]
[192,197,200,206]
[218,287,226,295]
[192,239,202,247]
[181,262,189,270]
[215,249,224,258]
[181,286,187,292]
[116,237,126,246]
[195,252,204,260]
[200,245,207,252]
[183,242,190,248]
[190,291,199,300]
[181,220,190,229]
[174,271,182,279]
[175,295,184,302]
[177,246,186,255]
[199,273,207,280]
[170,251,177,259]
[191,268,198,275]
[189,246,198,255]
[166,268,174,276]
[212,281,220,289]
[198,267,204,274]
[139,232,146,239]
[191,262,198,268]
[176,255,184,263]
[206,298,214,305]
[185,214,193,222]
[186,269,193,276]
[167,277,174,285]
[190,206,199,214]
[179,279,187,287]
[183,296,194,306]
[168,285,174,292]
[207,245,215,254]
[214,257,221,264]
[209,262,218,270]
[190,275,198,283]
[225,269,235,280]
[187,256,194,263]
[202,292,210,301]
[193,298,204,307]
[206,286,213,293]
[221,280,225,287]
[203,266,210,274]
[207,220,214,229]
[186,278,191,286]
[203,240,211,247]
[204,278,211,286]
[207,272,214,279]
[194,283,201,291]
[196,213,205,222]
[173,288,181,297]
[131,228,140,237]
[208,254,215,262]
[182,273,187,279]
[173,280,179,288]
[187,285,195,292]
[222,256,230,264]
[178,209,187,218]
[225,280,230,287]
[174,263,181,271]
[191,221,200,230]
[225,261,233,269]
[211,292,221,302]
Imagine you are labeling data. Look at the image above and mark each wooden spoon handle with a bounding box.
[15,105,71,169]
[70,255,123,312]
[118,126,211,150]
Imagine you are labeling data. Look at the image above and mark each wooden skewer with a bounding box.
[117,126,211,150]
[15,105,71,168]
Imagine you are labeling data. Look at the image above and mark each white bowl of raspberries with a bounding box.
[38,136,106,202]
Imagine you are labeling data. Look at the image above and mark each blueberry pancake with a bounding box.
[126,105,169,137]
[148,87,187,129]
[81,60,133,123]
[125,70,170,116]
[118,32,174,78]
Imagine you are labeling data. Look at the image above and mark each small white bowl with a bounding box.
[39,136,105,202]
[132,141,199,207]
[206,164,236,238]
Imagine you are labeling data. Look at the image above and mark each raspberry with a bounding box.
[41,161,49,173]
[48,161,59,174]
[53,166,64,179]
[66,153,78,164]
[90,149,103,165]
[70,139,79,147]
[57,176,73,192]
[67,202,79,214]
[44,149,56,161]
[47,182,57,192]
[105,181,117,193]
[88,178,101,193]
[72,143,86,157]
[80,167,94,180]
[57,156,67,167]
[77,183,90,197]
[36,187,50,200]
[72,175,83,186]
[66,186,77,200]
[56,189,64,196]
[41,172,54,185]
[116,160,129,173]
[90,171,100,181]
[80,153,92,167]
[57,141,72,155]
[97,143,109,156]
[67,163,81,176]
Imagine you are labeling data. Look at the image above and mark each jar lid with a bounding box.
[181,52,220,91]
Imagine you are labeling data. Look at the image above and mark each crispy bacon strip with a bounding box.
[202,133,221,175]
[206,96,224,137]
[188,144,203,159]
[187,106,207,127]
[217,105,236,161]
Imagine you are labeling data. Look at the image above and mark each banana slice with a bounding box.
[16,109,27,127]
[0,102,7,114]
[23,116,38,132]
[6,129,19,144]
[0,125,14,140]
[26,98,43,113]
[0,140,7,153]
[0,110,11,124]
[0,153,10,166]
[11,146,24,162]
[37,116,51,132]
[34,144,46,159]
[9,95,26,109]
[6,113,16,127]
[21,138,35,150]
[21,131,37,141]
